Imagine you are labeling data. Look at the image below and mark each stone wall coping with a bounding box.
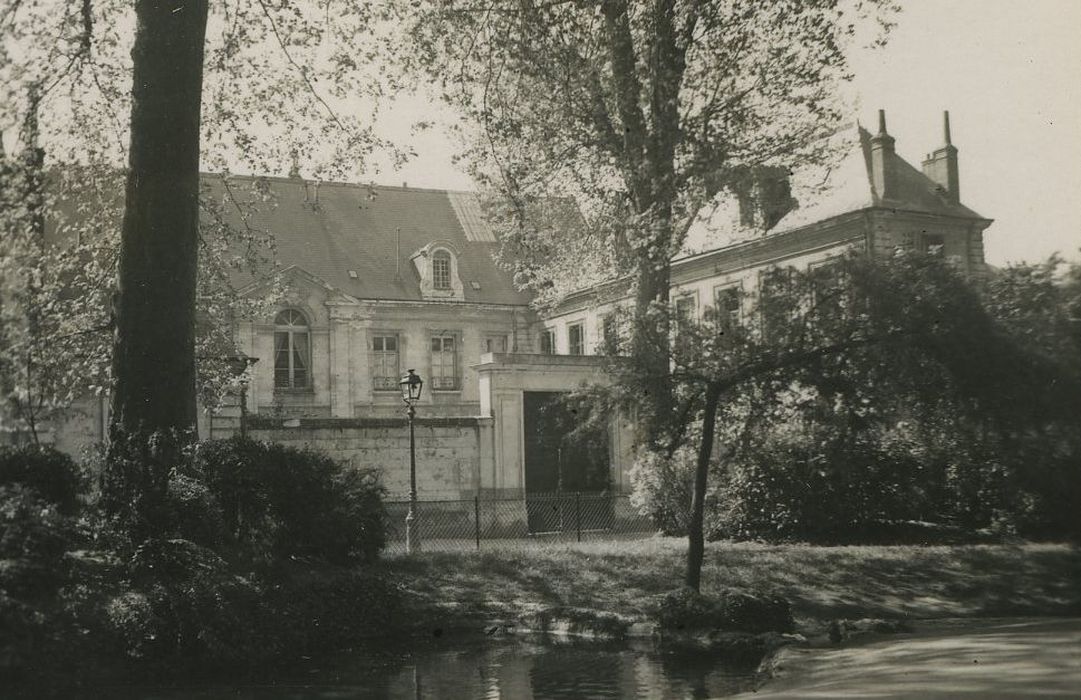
[245,415,489,430]
[474,352,610,370]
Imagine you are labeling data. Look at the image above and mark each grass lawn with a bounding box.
[380,539,1081,626]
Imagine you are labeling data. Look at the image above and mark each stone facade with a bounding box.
[20,112,993,510]
[538,112,992,353]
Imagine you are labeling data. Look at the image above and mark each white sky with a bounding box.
[369,0,1081,267]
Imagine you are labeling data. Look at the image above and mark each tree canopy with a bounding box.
[392,0,897,442]
[587,252,1081,588]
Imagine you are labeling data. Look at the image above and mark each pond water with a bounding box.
[32,636,761,699]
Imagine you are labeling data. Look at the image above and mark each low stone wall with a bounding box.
[245,416,483,501]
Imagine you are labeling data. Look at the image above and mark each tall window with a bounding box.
[540,328,556,354]
[430,334,459,389]
[675,295,697,326]
[713,286,741,331]
[432,249,452,289]
[371,334,399,391]
[274,309,310,390]
[567,323,585,355]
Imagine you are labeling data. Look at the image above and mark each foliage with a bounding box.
[623,254,1081,551]
[653,586,793,634]
[0,0,403,441]
[191,437,386,565]
[0,485,78,600]
[712,421,931,542]
[392,0,897,445]
[628,444,696,536]
[0,444,82,514]
[395,0,897,304]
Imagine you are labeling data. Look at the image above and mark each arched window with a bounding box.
[432,249,452,290]
[274,309,310,389]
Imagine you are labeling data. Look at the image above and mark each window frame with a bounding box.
[712,283,742,331]
[429,332,461,391]
[432,249,453,290]
[370,332,401,392]
[540,328,556,355]
[273,309,312,392]
[567,322,585,356]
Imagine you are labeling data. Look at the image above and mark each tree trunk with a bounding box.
[104,0,208,533]
[110,0,208,439]
[632,250,674,446]
[685,384,720,591]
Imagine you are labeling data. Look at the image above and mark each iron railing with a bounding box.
[382,492,656,554]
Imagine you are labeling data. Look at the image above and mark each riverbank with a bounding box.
[735,617,1081,698]
[381,539,1081,634]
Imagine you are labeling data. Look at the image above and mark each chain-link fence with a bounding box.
[382,492,656,555]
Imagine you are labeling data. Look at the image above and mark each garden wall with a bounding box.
[244,416,485,501]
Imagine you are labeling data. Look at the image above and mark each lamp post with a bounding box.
[399,368,424,553]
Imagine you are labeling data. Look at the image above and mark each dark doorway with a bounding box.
[522,391,611,534]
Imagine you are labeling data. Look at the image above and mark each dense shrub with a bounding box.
[106,538,264,662]
[0,445,81,514]
[0,485,78,598]
[104,542,403,664]
[653,587,793,634]
[628,446,697,536]
[711,422,932,542]
[191,437,386,565]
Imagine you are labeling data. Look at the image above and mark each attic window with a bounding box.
[470,281,482,290]
[432,250,452,290]
[347,270,358,279]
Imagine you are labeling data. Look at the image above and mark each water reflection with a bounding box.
[23,637,758,699]
[375,638,757,699]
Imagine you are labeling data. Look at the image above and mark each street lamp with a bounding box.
[399,369,424,553]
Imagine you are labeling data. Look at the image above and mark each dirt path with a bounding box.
[736,618,1081,698]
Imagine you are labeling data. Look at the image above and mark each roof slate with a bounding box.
[212,176,530,306]
[772,125,986,234]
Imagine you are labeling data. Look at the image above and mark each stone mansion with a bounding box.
[32,111,991,505]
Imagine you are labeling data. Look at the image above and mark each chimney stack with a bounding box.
[922,111,960,203]
[870,109,896,201]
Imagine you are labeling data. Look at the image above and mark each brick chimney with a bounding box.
[922,111,960,203]
[870,109,896,201]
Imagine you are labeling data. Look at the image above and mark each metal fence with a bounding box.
[382,492,657,555]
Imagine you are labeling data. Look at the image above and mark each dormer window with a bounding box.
[411,241,465,301]
[432,249,452,290]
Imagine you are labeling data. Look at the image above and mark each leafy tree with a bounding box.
[393,0,897,443]
[1,0,392,533]
[588,253,1081,590]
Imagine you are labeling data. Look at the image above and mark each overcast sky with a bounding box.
[371,0,1080,267]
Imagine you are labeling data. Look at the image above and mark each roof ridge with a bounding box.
[200,171,462,195]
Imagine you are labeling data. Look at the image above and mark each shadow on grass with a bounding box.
[380,542,1081,625]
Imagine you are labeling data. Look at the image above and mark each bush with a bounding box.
[191,437,386,565]
[0,485,78,598]
[629,447,697,536]
[711,422,930,542]
[106,539,265,662]
[653,587,793,634]
[104,543,402,664]
[0,445,81,515]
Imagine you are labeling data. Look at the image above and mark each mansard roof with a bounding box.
[211,176,530,306]
[771,124,987,234]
